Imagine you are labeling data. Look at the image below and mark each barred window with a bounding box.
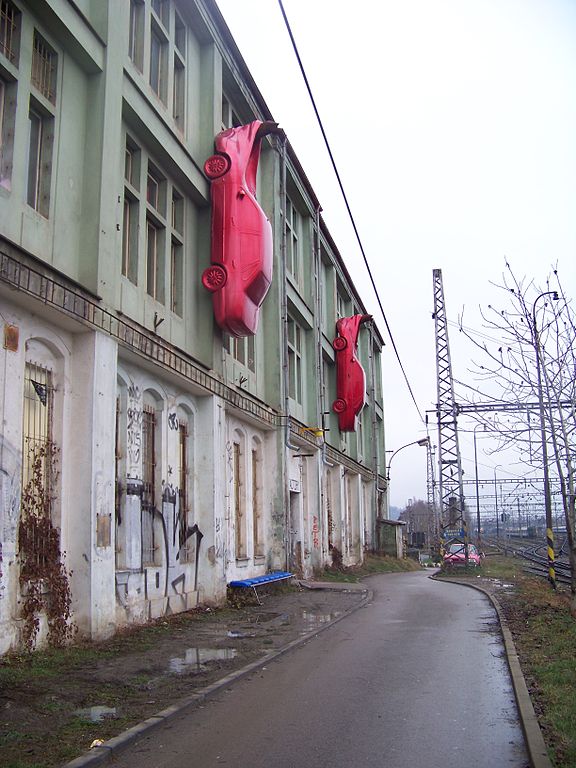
[141,404,157,565]
[0,0,20,65]
[31,31,57,103]
[21,361,56,574]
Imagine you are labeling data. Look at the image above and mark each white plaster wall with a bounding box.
[67,331,117,641]
[224,411,280,584]
[0,300,74,653]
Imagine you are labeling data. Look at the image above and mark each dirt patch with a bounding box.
[0,585,366,768]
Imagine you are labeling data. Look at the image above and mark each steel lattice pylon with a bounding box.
[432,269,467,545]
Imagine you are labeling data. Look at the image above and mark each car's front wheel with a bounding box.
[204,153,231,179]
[202,264,228,292]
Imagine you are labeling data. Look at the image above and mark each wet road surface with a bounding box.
[110,571,529,768]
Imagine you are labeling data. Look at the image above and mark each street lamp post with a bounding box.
[532,290,559,589]
[386,438,430,483]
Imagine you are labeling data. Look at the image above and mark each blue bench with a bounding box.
[228,571,294,604]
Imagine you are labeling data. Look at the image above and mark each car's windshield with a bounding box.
[448,544,477,554]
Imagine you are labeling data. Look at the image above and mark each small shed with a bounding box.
[376,519,406,559]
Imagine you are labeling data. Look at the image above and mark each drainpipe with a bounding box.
[278,134,297,570]
[368,322,380,547]
[312,203,329,563]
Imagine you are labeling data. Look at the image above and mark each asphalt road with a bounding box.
[110,571,529,768]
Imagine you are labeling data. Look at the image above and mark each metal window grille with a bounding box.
[234,442,245,558]
[178,420,189,562]
[21,361,55,572]
[0,1,17,63]
[31,31,57,103]
[141,405,156,565]
[252,449,263,556]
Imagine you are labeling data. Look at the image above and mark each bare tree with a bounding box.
[459,263,576,611]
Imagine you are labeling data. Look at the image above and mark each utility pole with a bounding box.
[432,269,467,563]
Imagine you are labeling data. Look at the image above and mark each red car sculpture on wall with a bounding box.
[202,120,280,337]
[332,314,372,432]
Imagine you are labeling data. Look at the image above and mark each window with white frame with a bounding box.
[287,315,303,404]
[26,102,53,216]
[225,334,255,373]
[336,291,347,319]
[122,134,188,310]
[26,30,57,217]
[122,139,140,284]
[128,0,187,130]
[170,189,184,315]
[128,0,144,71]
[146,163,166,303]
[221,93,241,131]
[285,196,300,283]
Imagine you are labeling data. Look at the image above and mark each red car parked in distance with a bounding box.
[332,314,372,432]
[202,120,280,337]
[443,543,483,568]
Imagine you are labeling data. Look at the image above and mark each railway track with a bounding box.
[482,536,573,586]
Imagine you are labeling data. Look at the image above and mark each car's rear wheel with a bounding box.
[202,264,228,292]
[204,153,231,179]
[333,336,347,351]
[332,398,347,413]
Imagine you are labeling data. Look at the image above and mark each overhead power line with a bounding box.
[277,0,424,423]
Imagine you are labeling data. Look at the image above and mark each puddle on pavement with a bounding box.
[299,610,342,633]
[169,648,238,674]
[74,705,118,722]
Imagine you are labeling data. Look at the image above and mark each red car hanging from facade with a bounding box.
[202,120,280,337]
[332,314,372,432]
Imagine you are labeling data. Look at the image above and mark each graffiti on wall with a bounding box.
[0,436,22,598]
[126,384,142,476]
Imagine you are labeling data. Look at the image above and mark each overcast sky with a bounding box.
[214,0,576,508]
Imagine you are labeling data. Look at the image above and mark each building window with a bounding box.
[221,94,241,131]
[285,196,300,283]
[125,141,140,188]
[151,0,169,27]
[141,404,157,566]
[0,76,16,189]
[31,31,57,104]
[146,164,166,302]
[173,55,184,131]
[177,418,190,562]
[149,21,167,104]
[252,445,264,557]
[128,0,144,71]
[122,195,138,283]
[122,138,141,284]
[0,0,20,65]
[287,316,303,404]
[26,104,53,217]
[21,361,56,573]
[336,292,347,319]
[146,218,164,302]
[225,335,255,373]
[174,11,185,55]
[170,189,183,315]
[233,439,246,560]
